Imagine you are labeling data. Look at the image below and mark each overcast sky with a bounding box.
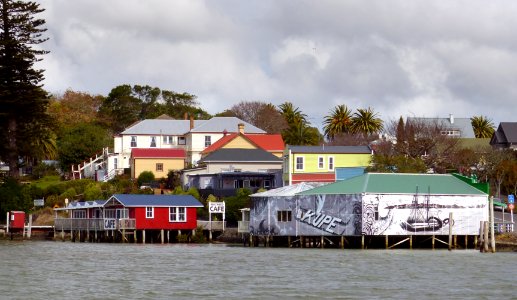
[36,0,517,129]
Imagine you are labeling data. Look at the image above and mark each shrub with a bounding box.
[137,171,155,187]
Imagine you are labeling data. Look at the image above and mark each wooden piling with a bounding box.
[143,230,146,244]
[409,235,412,250]
[448,212,453,251]
[385,235,389,249]
[483,221,489,253]
[361,235,365,250]
[161,229,164,244]
[341,236,344,250]
[432,234,435,250]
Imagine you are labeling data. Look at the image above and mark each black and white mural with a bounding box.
[250,192,487,236]
[362,194,487,236]
[250,194,362,236]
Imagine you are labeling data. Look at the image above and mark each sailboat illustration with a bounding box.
[400,186,443,232]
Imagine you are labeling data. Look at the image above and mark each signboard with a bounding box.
[509,204,515,211]
[104,218,116,230]
[209,202,225,213]
[508,195,515,204]
[33,199,44,207]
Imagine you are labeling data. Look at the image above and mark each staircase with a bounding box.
[71,147,110,180]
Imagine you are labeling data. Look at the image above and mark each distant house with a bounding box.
[283,145,372,185]
[185,148,283,197]
[73,115,266,181]
[54,194,204,243]
[407,114,475,138]
[490,122,517,150]
[130,148,186,180]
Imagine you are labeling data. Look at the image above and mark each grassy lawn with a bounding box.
[30,175,62,190]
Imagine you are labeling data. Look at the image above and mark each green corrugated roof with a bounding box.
[298,173,488,195]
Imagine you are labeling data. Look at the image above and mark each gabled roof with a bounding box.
[251,182,327,197]
[298,173,487,196]
[202,133,284,154]
[55,200,107,211]
[200,148,282,163]
[131,148,186,158]
[189,117,265,134]
[122,119,204,135]
[288,145,371,154]
[109,194,203,207]
[407,116,475,138]
[490,122,517,146]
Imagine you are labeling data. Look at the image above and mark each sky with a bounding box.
[35,0,517,129]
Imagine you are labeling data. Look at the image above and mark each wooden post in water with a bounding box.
[479,221,484,252]
[142,230,146,244]
[483,221,489,253]
[27,214,32,239]
[288,236,291,248]
[321,236,324,249]
[134,230,137,243]
[361,235,365,250]
[385,235,389,249]
[161,229,164,244]
[409,235,413,250]
[432,235,435,250]
[341,236,344,250]
[448,212,453,251]
[489,196,496,253]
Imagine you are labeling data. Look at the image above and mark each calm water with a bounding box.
[0,240,515,299]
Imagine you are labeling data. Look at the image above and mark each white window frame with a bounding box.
[205,135,211,147]
[295,156,304,171]
[328,156,335,171]
[318,156,324,169]
[104,209,115,219]
[116,208,129,219]
[146,207,154,219]
[150,136,157,147]
[73,210,86,219]
[169,207,186,222]
[178,136,186,145]
[163,136,174,145]
[130,136,137,148]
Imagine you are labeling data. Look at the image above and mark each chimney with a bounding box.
[238,123,245,134]
[190,116,194,130]
[449,114,454,124]
[223,129,228,136]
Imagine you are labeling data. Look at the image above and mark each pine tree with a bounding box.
[0,0,50,177]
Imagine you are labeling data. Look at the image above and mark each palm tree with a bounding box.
[471,115,495,138]
[278,102,307,126]
[282,122,321,146]
[351,107,383,137]
[323,104,353,141]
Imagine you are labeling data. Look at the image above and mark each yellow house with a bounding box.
[283,145,372,185]
[131,148,186,179]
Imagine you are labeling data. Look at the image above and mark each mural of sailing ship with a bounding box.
[400,186,452,232]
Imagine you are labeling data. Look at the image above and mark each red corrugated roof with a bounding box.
[131,148,186,158]
[202,133,285,154]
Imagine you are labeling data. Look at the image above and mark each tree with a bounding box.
[48,90,104,131]
[0,0,51,178]
[323,104,353,141]
[351,107,384,137]
[137,171,155,187]
[278,102,321,145]
[98,85,141,133]
[229,101,286,133]
[57,123,112,172]
[471,115,495,138]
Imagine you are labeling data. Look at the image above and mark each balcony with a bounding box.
[54,218,136,231]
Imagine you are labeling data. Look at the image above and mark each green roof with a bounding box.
[298,173,488,196]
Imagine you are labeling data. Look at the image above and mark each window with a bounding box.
[146,207,154,219]
[441,130,460,137]
[205,136,211,147]
[318,156,324,169]
[234,180,244,188]
[163,136,174,144]
[104,209,115,219]
[178,136,186,145]
[130,136,137,147]
[156,163,163,172]
[150,136,157,147]
[116,208,129,219]
[169,207,186,222]
[277,210,292,222]
[264,180,271,188]
[73,210,86,219]
[328,156,334,171]
[295,156,304,171]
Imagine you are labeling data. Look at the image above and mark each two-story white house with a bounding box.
[99,116,265,181]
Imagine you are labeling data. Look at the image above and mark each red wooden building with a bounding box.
[54,194,203,243]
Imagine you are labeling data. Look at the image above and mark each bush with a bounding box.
[137,171,155,187]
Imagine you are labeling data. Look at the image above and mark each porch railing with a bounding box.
[237,221,250,233]
[54,218,136,231]
[197,220,226,231]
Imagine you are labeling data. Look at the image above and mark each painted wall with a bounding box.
[205,162,281,173]
[222,135,255,149]
[362,193,487,235]
[133,207,198,230]
[250,193,487,236]
[250,194,362,236]
[132,158,185,179]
